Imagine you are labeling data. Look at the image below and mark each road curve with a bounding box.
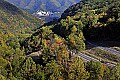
[87,41,120,56]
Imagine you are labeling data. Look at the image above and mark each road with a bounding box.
[68,49,115,67]
[77,52,99,62]
[87,41,120,56]
[68,50,99,62]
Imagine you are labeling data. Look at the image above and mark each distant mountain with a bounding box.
[5,0,80,13]
[0,0,43,34]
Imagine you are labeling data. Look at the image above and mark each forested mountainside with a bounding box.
[22,0,120,80]
[5,0,80,12]
[61,0,120,40]
[0,0,43,54]
[0,0,43,34]
[0,0,43,79]
[0,0,120,80]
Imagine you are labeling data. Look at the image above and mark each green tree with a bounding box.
[110,64,120,80]
[0,74,6,80]
[18,57,37,79]
[44,60,64,80]
[85,61,105,80]
[68,57,89,80]
[34,65,45,80]
[71,25,77,33]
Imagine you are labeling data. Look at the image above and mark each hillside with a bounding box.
[61,0,120,40]
[0,0,44,79]
[22,0,120,79]
[0,0,120,80]
[5,0,80,12]
[0,0,44,60]
[0,0,43,34]
[0,0,44,56]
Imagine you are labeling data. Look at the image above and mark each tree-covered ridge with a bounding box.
[0,1,44,79]
[0,0,44,58]
[21,0,120,80]
[0,0,120,80]
[24,16,85,54]
[5,0,80,12]
[62,0,120,40]
[0,0,43,34]
[0,0,44,53]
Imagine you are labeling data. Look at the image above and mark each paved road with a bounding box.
[87,41,120,56]
[68,49,115,67]
[78,52,99,62]
[68,50,99,62]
